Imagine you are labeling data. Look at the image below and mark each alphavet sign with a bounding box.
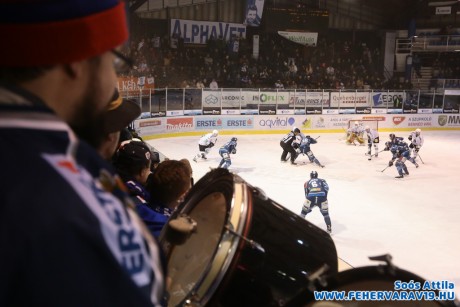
[170,19,246,44]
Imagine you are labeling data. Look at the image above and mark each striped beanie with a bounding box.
[0,0,128,67]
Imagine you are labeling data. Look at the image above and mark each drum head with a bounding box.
[166,191,227,306]
[161,169,238,306]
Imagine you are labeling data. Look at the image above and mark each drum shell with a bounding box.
[214,183,338,307]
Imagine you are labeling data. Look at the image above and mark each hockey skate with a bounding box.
[193,157,197,163]
[395,174,404,179]
[327,225,332,234]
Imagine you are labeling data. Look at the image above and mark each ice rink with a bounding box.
[147,130,460,296]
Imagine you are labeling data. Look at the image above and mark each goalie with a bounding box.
[193,130,218,162]
[346,121,365,145]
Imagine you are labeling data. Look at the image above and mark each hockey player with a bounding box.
[218,137,238,169]
[296,135,325,167]
[383,133,403,152]
[408,128,424,159]
[388,141,418,178]
[280,128,300,165]
[346,121,365,145]
[300,171,332,234]
[388,133,404,146]
[365,126,379,160]
[193,130,218,162]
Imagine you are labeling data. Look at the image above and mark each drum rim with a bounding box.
[194,178,249,304]
[171,175,250,306]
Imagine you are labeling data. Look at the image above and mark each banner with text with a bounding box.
[170,19,246,45]
[117,76,155,97]
[277,31,318,46]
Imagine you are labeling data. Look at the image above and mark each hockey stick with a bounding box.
[380,165,390,172]
[417,153,425,164]
[371,149,385,157]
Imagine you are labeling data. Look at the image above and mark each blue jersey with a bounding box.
[390,142,411,159]
[304,178,329,198]
[299,136,317,152]
[220,140,237,154]
[0,86,165,306]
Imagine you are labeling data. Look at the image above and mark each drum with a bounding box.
[285,255,457,307]
[160,168,338,306]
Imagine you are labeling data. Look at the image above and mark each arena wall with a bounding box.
[135,113,460,140]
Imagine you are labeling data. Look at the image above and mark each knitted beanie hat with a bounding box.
[0,0,128,66]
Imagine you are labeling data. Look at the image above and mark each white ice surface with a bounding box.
[148,131,460,295]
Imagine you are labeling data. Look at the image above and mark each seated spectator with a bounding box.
[275,79,284,89]
[113,141,152,202]
[196,79,205,89]
[209,78,219,89]
[151,151,161,172]
[144,160,192,237]
[98,91,141,161]
[180,158,195,186]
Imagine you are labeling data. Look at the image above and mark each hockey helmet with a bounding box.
[354,121,359,126]
[310,171,318,179]
[415,128,421,134]
[365,125,370,131]
[212,129,219,136]
[231,137,237,142]
[389,133,395,139]
[294,128,300,133]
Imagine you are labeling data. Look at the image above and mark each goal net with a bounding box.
[347,119,379,131]
[344,119,379,145]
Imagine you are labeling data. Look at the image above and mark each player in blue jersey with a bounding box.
[383,133,404,152]
[218,137,238,169]
[294,135,325,168]
[388,141,419,178]
[300,171,331,234]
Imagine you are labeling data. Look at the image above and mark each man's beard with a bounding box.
[70,85,114,150]
[70,100,106,149]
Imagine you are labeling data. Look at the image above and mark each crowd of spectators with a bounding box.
[119,17,460,92]
[120,29,417,91]
[427,52,460,90]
